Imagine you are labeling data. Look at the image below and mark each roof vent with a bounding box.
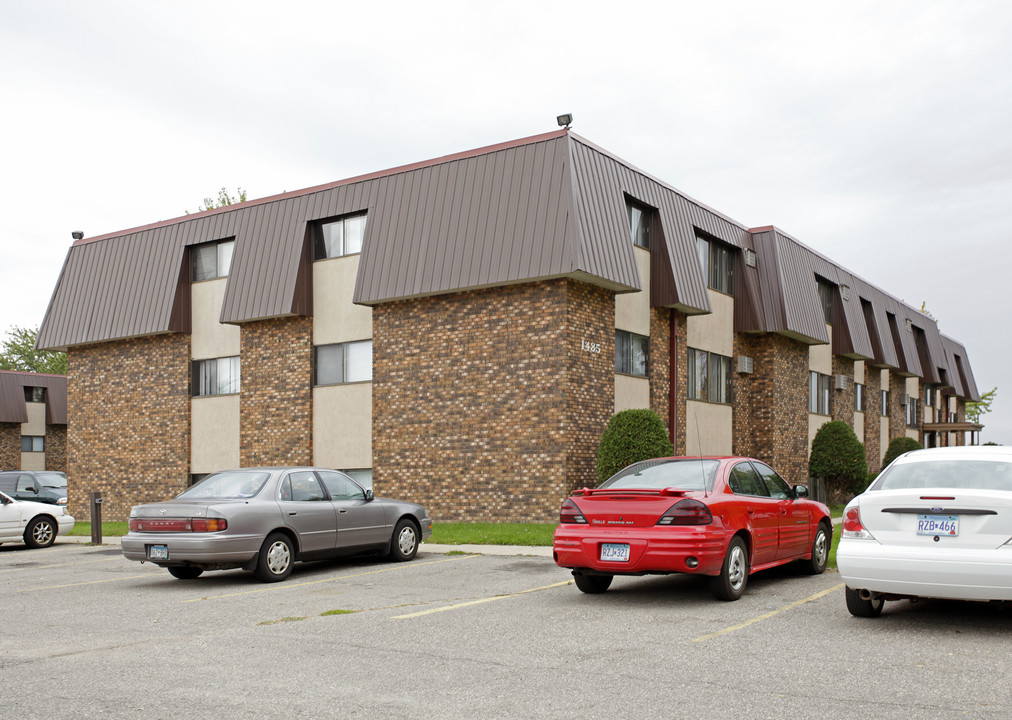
[744,248,757,268]
[737,356,754,374]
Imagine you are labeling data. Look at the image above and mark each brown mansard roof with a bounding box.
[0,371,67,425]
[37,130,980,400]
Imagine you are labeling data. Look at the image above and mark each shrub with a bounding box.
[881,436,923,468]
[596,409,674,484]
[809,421,868,501]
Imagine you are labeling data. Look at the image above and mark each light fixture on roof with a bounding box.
[71,231,84,241]
[557,113,573,129]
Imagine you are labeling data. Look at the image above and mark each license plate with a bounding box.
[917,515,959,536]
[148,545,169,560]
[600,543,630,562]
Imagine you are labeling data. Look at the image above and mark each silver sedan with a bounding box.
[121,467,432,582]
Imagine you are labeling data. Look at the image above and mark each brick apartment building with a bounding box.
[0,371,67,473]
[37,129,982,522]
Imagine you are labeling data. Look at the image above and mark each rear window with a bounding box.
[601,459,719,492]
[874,460,1012,492]
[177,471,271,499]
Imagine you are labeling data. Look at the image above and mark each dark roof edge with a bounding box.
[73,129,571,247]
[0,370,67,379]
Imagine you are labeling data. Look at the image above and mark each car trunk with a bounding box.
[573,491,690,528]
[858,489,1012,550]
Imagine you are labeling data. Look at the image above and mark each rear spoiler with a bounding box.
[577,487,688,497]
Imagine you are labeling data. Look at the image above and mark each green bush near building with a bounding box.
[596,409,674,484]
[881,436,924,468]
[809,421,868,502]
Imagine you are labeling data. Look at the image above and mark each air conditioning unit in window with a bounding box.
[744,249,757,268]
[835,374,850,390]
[901,393,910,404]
[737,356,753,374]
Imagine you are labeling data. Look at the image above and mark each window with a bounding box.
[23,387,46,403]
[615,330,648,376]
[16,474,38,491]
[881,390,889,417]
[192,240,234,281]
[695,234,734,295]
[192,356,240,396]
[906,397,920,427]
[924,385,935,407]
[808,372,831,415]
[314,213,367,260]
[21,436,44,452]
[342,469,373,490]
[854,383,866,412]
[753,461,792,499]
[280,471,327,502]
[626,200,651,249]
[315,341,373,385]
[317,470,367,501]
[817,279,834,324]
[728,462,767,496]
[687,348,732,404]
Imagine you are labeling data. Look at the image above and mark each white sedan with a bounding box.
[838,446,1012,617]
[0,490,75,548]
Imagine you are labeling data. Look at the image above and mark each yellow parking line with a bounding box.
[182,554,478,603]
[693,582,845,642]
[19,575,156,592]
[393,580,573,619]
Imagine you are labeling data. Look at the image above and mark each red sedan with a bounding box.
[553,456,832,600]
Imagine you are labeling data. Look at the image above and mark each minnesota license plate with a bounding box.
[601,543,630,562]
[917,515,959,536]
[148,545,169,560]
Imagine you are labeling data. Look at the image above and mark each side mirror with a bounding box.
[794,485,809,499]
[365,488,374,501]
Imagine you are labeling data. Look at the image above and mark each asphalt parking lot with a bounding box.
[2,540,1012,719]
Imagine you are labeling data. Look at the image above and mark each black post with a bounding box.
[90,491,103,545]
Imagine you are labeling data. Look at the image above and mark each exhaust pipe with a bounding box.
[858,589,879,601]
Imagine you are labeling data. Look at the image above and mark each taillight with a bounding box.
[191,518,227,532]
[129,517,227,532]
[560,499,587,524]
[129,518,140,532]
[841,505,871,539]
[657,498,713,526]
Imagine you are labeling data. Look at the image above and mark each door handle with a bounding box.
[288,511,297,516]
[338,509,348,514]
[747,508,754,514]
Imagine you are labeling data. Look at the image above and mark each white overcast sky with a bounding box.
[1,0,1009,442]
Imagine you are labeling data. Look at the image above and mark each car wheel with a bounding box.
[389,519,419,562]
[845,586,885,618]
[711,536,749,601]
[573,571,613,594]
[254,532,294,582]
[24,516,57,549]
[167,566,204,580]
[799,522,830,575]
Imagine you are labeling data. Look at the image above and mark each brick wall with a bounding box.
[648,307,672,442]
[889,373,907,440]
[68,335,191,521]
[672,312,688,455]
[373,279,613,523]
[0,423,19,471]
[240,317,313,467]
[863,367,882,472]
[45,425,67,473]
[831,357,855,425]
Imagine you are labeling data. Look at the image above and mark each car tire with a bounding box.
[24,516,57,549]
[389,519,419,562]
[799,522,830,575]
[167,566,204,580]
[711,536,749,601]
[845,586,885,618]
[573,571,613,594]
[254,532,294,582]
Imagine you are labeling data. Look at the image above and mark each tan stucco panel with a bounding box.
[314,256,373,345]
[22,402,46,435]
[192,278,240,359]
[313,383,372,469]
[854,360,865,385]
[614,374,650,413]
[808,414,830,458]
[686,290,734,356]
[853,411,864,441]
[808,324,832,374]
[21,452,45,471]
[614,247,651,336]
[880,416,890,463]
[191,395,240,473]
[686,401,732,455]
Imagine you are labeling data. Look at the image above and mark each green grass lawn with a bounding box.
[428,522,556,546]
[68,522,129,537]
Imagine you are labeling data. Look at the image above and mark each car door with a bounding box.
[727,461,779,567]
[753,461,812,559]
[278,471,338,554]
[0,493,21,538]
[316,470,390,548]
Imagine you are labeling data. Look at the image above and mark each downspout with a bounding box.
[669,310,677,449]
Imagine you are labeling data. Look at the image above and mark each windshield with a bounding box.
[36,472,67,489]
[874,460,1012,492]
[600,459,719,492]
[177,471,271,499]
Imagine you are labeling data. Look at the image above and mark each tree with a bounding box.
[0,325,67,375]
[965,387,997,424]
[186,187,247,215]
[809,421,868,502]
[596,409,673,483]
[882,436,923,468]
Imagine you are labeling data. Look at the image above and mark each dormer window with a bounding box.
[314,212,367,260]
[626,199,651,249]
[192,239,234,281]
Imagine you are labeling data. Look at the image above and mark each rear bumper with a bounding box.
[838,539,1012,600]
[553,526,728,576]
[121,532,261,568]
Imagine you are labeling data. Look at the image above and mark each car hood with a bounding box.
[6,498,68,517]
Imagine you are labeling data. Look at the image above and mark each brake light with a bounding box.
[560,499,587,524]
[657,498,713,526]
[191,518,227,532]
[129,517,228,532]
[842,506,871,539]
